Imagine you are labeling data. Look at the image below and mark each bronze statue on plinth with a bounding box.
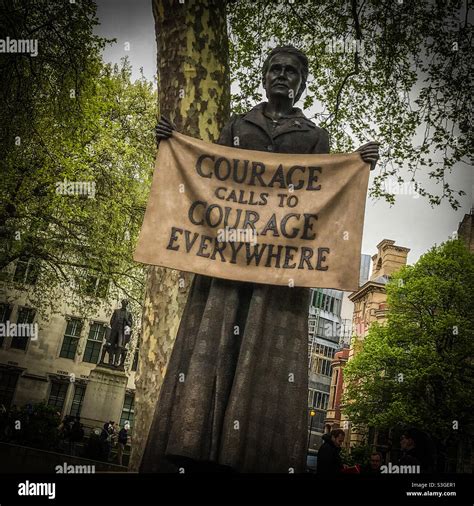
[100,299,133,369]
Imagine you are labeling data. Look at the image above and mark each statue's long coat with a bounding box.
[140,102,330,473]
[109,308,133,345]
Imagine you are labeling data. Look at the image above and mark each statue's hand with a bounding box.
[356,141,380,171]
[155,116,176,144]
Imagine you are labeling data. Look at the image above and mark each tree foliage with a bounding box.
[0,0,156,317]
[0,402,61,451]
[343,240,474,454]
[227,0,472,208]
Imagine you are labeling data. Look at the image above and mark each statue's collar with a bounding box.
[242,102,312,139]
[247,102,306,120]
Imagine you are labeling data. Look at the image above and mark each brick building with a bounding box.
[325,239,410,449]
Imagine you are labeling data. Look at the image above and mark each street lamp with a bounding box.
[307,409,316,455]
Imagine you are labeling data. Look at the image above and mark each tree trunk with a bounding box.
[129,0,230,471]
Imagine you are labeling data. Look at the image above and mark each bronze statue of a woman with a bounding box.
[140,46,379,473]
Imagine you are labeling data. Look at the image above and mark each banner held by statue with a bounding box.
[135,132,370,291]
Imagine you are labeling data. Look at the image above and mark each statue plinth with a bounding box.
[80,364,128,428]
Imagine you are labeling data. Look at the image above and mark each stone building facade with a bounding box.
[0,259,139,434]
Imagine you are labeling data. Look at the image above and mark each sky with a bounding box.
[95,0,473,266]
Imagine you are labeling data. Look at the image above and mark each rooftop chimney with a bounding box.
[370,239,410,280]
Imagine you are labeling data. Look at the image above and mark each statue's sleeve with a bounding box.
[312,127,330,154]
[216,115,239,147]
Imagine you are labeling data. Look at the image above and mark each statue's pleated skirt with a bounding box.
[140,274,309,473]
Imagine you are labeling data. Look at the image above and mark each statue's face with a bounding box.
[263,53,303,104]
[121,300,128,309]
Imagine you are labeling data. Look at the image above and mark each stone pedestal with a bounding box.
[80,364,128,428]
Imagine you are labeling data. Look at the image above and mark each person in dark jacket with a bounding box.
[117,424,129,466]
[399,428,433,473]
[361,451,383,474]
[69,416,84,456]
[100,421,115,462]
[317,429,345,475]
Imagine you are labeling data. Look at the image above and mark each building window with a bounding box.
[312,342,337,364]
[13,257,40,285]
[0,303,12,348]
[120,393,135,431]
[83,323,106,364]
[47,381,69,411]
[321,293,331,311]
[0,369,20,409]
[324,359,331,376]
[312,289,323,309]
[320,293,326,310]
[10,307,35,350]
[82,275,109,299]
[69,384,86,417]
[324,346,336,358]
[312,391,329,410]
[308,389,315,407]
[308,318,316,336]
[315,357,332,377]
[316,317,331,339]
[333,297,338,315]
[59,318,83,359]
[331,369,339,409]
[315,318,341,344]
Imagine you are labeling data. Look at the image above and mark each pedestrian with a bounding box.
[361,451,383,474]
[109,421,116,439]
[59,415,73,453]
[317,429,345,475]
[117,423,129,466]
[399,428,433,473]
[69,416,84,456]
[100,421,115,462]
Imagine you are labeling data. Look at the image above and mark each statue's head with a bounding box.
[262,45,309,105]
[121,299,128,309]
